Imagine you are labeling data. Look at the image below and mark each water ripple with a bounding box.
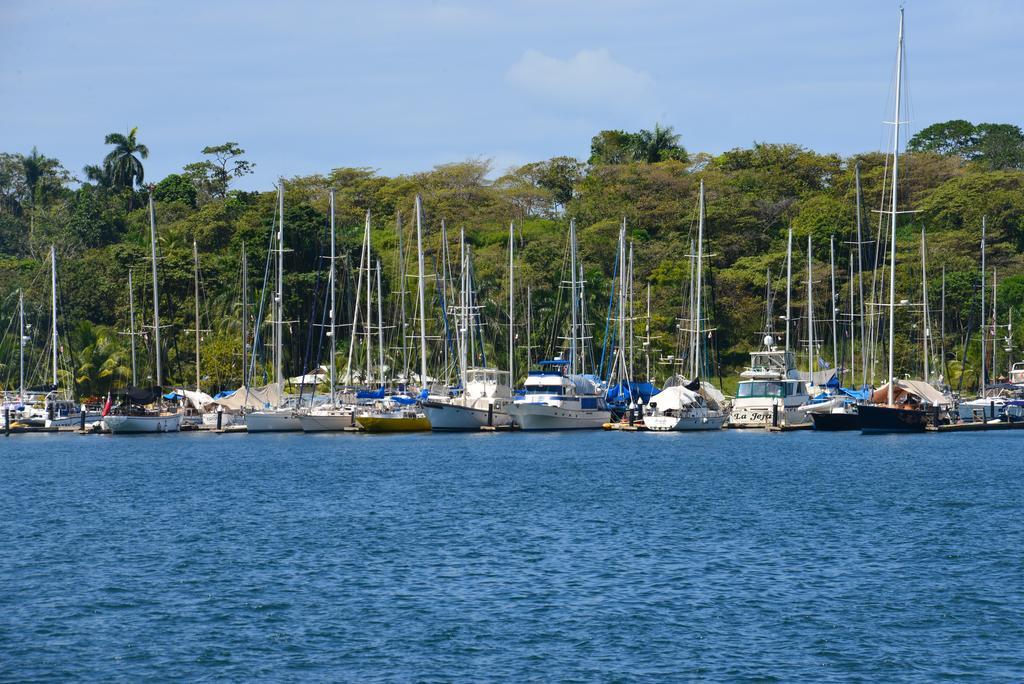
[1,430,1024,680]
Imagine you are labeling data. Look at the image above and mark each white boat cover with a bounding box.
[169,388,215,410]
[648,385,701,411]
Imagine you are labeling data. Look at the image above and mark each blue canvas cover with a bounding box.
[605,381,659,407]
[839,386,871,401]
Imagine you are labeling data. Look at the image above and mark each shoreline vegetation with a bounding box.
[1,120,1023,398]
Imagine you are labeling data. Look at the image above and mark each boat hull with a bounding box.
[202,411,242,428]
[422,400,514,430]
[727,403,811,429]
[104,413,183,434]
[509,403,608,430]
[298,411,357,433]
[356,415,431,433]
[245,410,302,432]
[810,410,861,431]
[858,404,929,434]
[643,413,727,431]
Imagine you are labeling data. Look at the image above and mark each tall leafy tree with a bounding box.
[974,123,1024,170]
[907,119,979,157]
[183,142,255,202]
[589,130,636,165]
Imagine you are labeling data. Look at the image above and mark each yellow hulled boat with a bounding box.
[356,408,431,433]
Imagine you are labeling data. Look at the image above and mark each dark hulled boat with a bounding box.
[810,409,860,431]
[858,403,929,434]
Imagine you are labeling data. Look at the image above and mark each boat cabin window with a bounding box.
[527,385,564,395]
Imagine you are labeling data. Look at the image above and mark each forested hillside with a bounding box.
[2,121,1023,397]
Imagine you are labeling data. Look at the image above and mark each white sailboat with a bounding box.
[355,195,431,432]
[22,247,98,428]
[247,181,303,432]
[105,191,183,433]
[644,181,727,431]
[509,219,609,430]
[422,224,515,430]
[300,188,360,432]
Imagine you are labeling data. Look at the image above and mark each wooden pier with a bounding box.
[930,420,1024,433]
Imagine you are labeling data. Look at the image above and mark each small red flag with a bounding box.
[101,392,112,417]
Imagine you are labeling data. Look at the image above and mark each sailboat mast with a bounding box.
[50,245,58,390]
[276,181,284,396]
[128,271,137,386]
[415,195,428,387]
[193,239,201,392]
[920,225,930,382]
[365,210,373,384]
[855,162,866,388]
[328,190,336,404]
[622,239,630,378]
[785,227,793,354]
[241,243,248,387]
[617,219,627,384]
[458,228,468,390]
[645,282,651,381]
[848,249,855,383]
[807,235,814,376]
[376,259,385,384]
[148,190,162,387]
[695,181,705,378]
[569,218,579,375]
[940,265,946,382]
[396,211,409,382]
[885,9,904,406]
[992,269,998,381]
[18,289,24,399]
[344,212,367,386]
[830,235,838,373]
[440,219,451,383]
[981,216,987,396]
[508,221,515,384]
[688,239,696,375]
[526,286,533,370]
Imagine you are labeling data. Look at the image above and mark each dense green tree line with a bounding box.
[1,121,1023,398]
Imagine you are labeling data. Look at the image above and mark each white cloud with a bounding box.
[505,48,655,107]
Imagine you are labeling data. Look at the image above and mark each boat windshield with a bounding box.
[737,381,787,398]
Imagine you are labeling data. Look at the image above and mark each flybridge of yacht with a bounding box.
[744,350,797,377]
[530,359,570,372]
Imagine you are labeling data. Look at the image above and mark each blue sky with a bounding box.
[1,0,1020,190]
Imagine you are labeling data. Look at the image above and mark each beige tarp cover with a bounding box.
[871,380,951,407]
[212,385,283,411]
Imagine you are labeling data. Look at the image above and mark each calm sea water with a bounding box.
[2,429,1023,681]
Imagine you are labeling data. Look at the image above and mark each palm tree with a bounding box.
[82,163,113,188]
[69,321,131,397]
[21,147,63,248]
[102,127,149,204]
[630,124,687,164]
